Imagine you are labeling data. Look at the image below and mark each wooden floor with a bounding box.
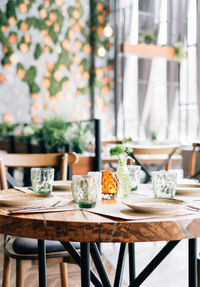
[0,234,198,286]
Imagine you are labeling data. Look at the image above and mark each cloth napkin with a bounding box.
[14,186,33,193]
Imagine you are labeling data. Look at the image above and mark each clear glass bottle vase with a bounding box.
[116,155,131,199]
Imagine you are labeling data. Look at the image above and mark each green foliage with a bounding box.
[68,1,84,19]
[51,9,64,27]
[150,131,157,142]
[80,59,89,72]
[6,0,17,20]
[64,122,93,154]
[47,48,73,97]
[9,31,17,40]
[24,66,37,82]
[48,78,62,97]
[2,56,11,65]
[57,48,72,69]
[0,30,13,54]
[0,0,111,110]
[173,42,186,63]
[34,117,93,154]
[0,28,14,66]
[17,35,32,51]
[17,19,30,30]
[124,137,133,143]
[17,0,36,11]
[22,123,37,136]
[0,11,8,27]
[110,145,133,158]
[35,117,72,152]
[34,43,43,60]
[22,66,40,94]
[78,86,90,95]
[17,62,24,71]
[0,122,19,135]
[139,25,158,45]
[24,17,58,43]
[30,82,40,93]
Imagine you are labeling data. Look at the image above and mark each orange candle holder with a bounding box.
[101,170,118,199]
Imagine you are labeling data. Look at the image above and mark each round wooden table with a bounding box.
[0,189,199,287]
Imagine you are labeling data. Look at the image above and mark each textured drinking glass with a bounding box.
[169,169,184,180]
[101,170,118,199]
[152,170,177,199]
[88,171,102,201]
[31,168,54,194]
[127,165,141,191]
[72,174,99,208]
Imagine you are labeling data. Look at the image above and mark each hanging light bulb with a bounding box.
[97,46,107,58]
[103,23,114,38]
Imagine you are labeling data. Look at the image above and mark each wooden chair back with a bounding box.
[129,144,182,170]
[0,152,78,190]
[188,143,200,177]
[101,139,123,147]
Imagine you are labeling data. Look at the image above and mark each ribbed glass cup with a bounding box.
[72,174,100,208]
[152,170,177,199]
[31,168,54,194]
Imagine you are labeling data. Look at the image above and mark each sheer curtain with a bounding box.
[122,0,197,142]
[167,0,188,140]
[196,0,200,135]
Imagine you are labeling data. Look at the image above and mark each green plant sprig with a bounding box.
[109,145,133,157]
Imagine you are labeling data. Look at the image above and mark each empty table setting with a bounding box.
[0,177,200,286]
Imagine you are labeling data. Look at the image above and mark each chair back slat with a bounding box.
[0,152,78,190]
[129,145,182,172]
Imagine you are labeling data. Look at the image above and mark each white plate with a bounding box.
[176,186,200,195]
[53,180,72,191]
[0,193,53,207]
[122,198,185,213]
[177,179,200,187]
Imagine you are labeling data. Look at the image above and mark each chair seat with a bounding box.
[5,237,80,261]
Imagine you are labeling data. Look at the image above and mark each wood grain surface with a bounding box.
[0,189,199,243]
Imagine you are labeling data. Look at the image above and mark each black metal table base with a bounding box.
[38,240,46,287]
[37,239,197,287]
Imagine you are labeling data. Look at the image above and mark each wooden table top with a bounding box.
[0,188,200,244]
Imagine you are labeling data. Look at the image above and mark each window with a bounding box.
[119,0,198,143]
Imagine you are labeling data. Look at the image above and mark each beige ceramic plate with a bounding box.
[177,179,200,187]
[0,193,53,207]
[53,180,72,191]
[122,198,185,213]
[176,186,200,195]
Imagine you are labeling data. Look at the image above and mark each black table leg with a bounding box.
[81,243,90,287]
[38,240,46,287]
[114,243,127,287]
[90,243,111,287]
[189,238,197,287]
[129,243,136,284]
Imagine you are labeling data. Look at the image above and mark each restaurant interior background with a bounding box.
[0,0,199,175]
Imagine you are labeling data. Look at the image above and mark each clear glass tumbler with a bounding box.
[152,170,177,199]
[88,171,102,201]
[72,174,100,208]
[31,167,54,194]
[127,165,141,191]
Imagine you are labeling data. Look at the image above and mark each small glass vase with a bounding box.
[116,155,131,199]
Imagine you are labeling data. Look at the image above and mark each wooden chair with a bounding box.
[0,152,78,287]
[127,144,182,182]
[188,143,200,178]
